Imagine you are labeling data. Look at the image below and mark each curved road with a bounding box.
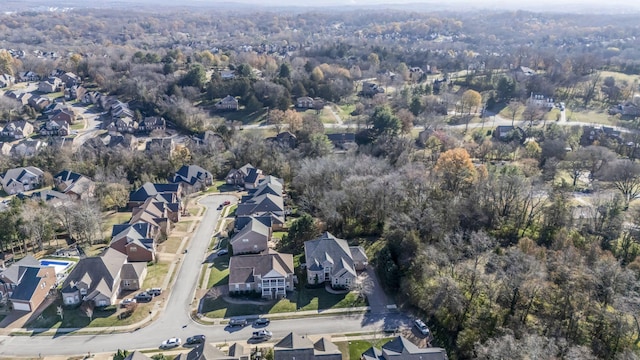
[0,195,409,357]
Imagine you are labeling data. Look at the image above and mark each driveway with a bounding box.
[363,266,394,312]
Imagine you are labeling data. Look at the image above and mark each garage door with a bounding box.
[12,302,31,311]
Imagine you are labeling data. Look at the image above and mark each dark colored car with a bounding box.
[147,288,162,296]
[254,318,270,327]
[228,318,248,327]
[135,292,153,302]
[186,335,206,345]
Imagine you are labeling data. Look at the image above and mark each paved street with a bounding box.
[0,194,411,357]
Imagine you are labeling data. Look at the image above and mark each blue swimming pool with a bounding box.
[40,260,72,267]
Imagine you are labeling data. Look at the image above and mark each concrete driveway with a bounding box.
[363,266,394,312]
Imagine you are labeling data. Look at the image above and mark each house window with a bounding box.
[80,288,87,295]
[98,300,107,307]
[130,246,137,252]
[123,280,131,287]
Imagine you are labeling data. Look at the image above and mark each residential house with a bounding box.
[129,197,177,237]
[110,222,156,262]
[40,119,70,137]
[1,121,34,139]
[609,101,640,118]
[138,116,166,133]
[61,248,146,307]
[60,72,81,88]
[38,77,62,93]
[11,139,46,157]
[128,182,181,209]
[243,167,262,190]
[82,91,101,105]
[361,82,384,96]
[215,95,239,111]
[528,93,554,108]
[49,108,77,125]
[53,170,95,200]
[27,95,51,111]
[0,142,12,156]
[296,96,315,109]
[267,131,297,148]
[236,193,284,218]
[17,71,39,82]
[107,117,139,135]
[513,65,536,82]
[64,85,86,101]
[361,336,447,360]
[5,91,33,106]
[0,255,55,312]
[174,343,240,360]
[145,137,175,156]
[0,166,44,195]
[493,125,524,141]
[227,343,251,360]
[171,165,213,192]
[230,218,271,255]
[304,232,368,289]
[21,189,70,207]
[111,101,134,119]
[274,333,343,360]
[0,74,15,88]
[228,250,294,299]
[225,163,256,186]
[123,351,152,360]
[326,133,356,150]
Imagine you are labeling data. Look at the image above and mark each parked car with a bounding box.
[147,288,162,296]
[217,249,229,256]
[185,335,206,345]
[414,319,430,336]
[217,204,224,210]
[119,298,136,307]
[160,337,182,349]
[223,200,231,205]
[251,329,273,341]
[383,324,399,334]
[228,318,248,327]
[135,292,153,302]
[254,318,270,327]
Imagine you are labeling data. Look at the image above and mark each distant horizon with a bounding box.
[5,0,640,13]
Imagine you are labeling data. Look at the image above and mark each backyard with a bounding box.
[335,338,393,360]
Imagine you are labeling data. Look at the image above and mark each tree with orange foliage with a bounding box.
[434,148,477,191]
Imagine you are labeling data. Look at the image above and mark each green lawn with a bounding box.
[71,122,85,130]
[336,338,393,360]
[565,109,618,126]
[202,296,297,318]
[173,221,193,233]
[297,287,366,311]
[206,254,230,288]
[26,299,152,329]
[144,261,170,289]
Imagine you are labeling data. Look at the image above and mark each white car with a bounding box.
[160,337,182,349]
[414,319,430,336]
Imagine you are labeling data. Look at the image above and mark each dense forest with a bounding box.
[1,5,640,360]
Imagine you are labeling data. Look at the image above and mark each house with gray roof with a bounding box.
[128,182,181,209]
[110,222,155,262]
[230,218,271,255]
[171,165,213,192]
[123,351,152,360]
[1,120,34,140]
[174,343,239,360]
[236,193,284,217]
[61,248,145,307]
[0,166,44,195]
[361,336,447,360]
[0,255,56,312]
[229,250,294,299]
[274,332,342,360]
[225,163,256,186]
[53,170,95,200]
[304,232,368,289]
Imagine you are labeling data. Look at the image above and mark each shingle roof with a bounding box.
[129,182,179,202]
[61,248,126,299]
[175,343,234,360]
[123,351,152,360]
[121,262,146,280]
[10,266,43,301]
[172,165,212,186]
[0,255,40,284]
[313,337,341,356]
[363,336,447,360]
[274,332,314,351]
[304,232,360,278]
[228,251,293,285]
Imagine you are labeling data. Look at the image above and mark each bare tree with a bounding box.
[597,159,640,209]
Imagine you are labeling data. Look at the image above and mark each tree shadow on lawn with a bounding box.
[26,299,117,331]
[297,285,345,311]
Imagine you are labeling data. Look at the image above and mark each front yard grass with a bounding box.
[26,299,152,329]
[144,261,170,289]
[160,236,183,254]
[173,221,193,233]
[201,296,297,318]
[565,109,618,126]
[206,254,230,288]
